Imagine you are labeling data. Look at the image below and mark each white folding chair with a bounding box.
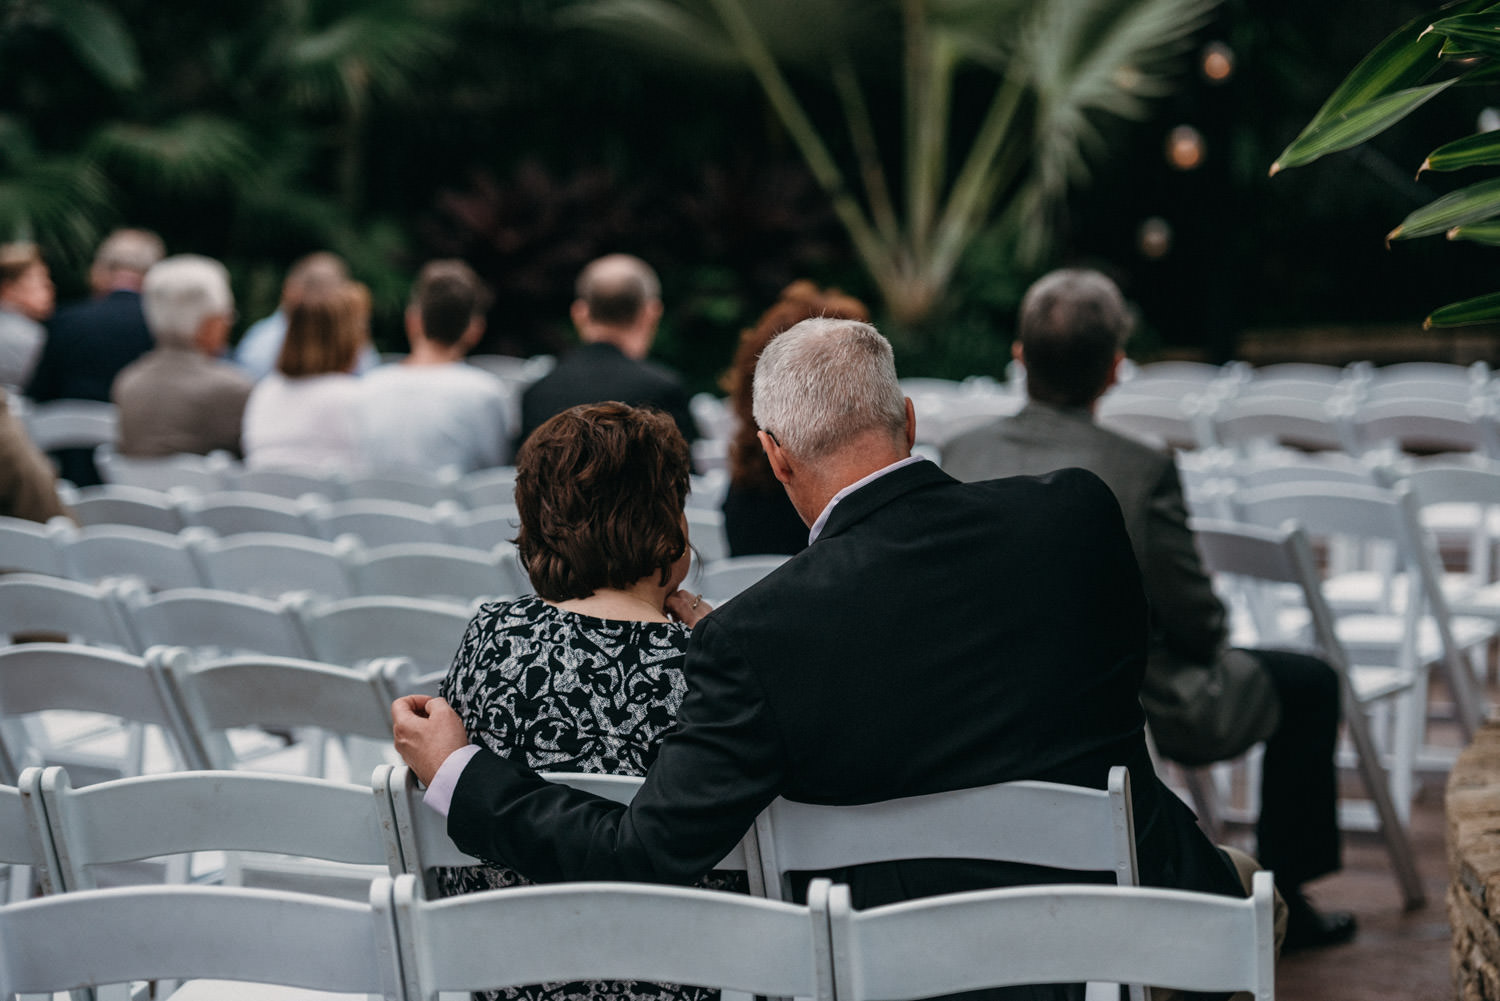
[0,515,70,576]
[0,643,209,785]
[157,645,412,780]
[696,554,791,605]
[224,465,344,501]
[1349,396,1500,458]
[1096,391,1216,451]
[342,467,461,507]
[455,466,517,510]
[0,881,403,1001]
[193,531,359,600]
[348,542,516,603]
[311,497,459,547]
[1212,395,1351,454]
[60,524,211,591]
[377,764,761,897]
[1400,462,1500,621]
[826,872,1274,1001]
[95,445,230,493]
[122,585,316,660]
[1191,519,1425,908]
[175,489,322,538]
[687,507,729,563]
[68,484,185,533]
[388,873,832,1001]
[3,770,63,899]
[34,765,401,902]
[444,502,520,550]
[21,399,117,453]
[0,575,140,650]
[299,595,473,676]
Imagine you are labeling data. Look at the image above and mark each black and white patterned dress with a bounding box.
[436,595,737,1001]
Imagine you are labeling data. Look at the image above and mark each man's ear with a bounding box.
[404,307,423,348]
[1104,350,1125,392]
[904,397,917,451]
[759,429,794,485]
[569,299,590,334]
[459,317,486,352]
[1011,340,1025,365]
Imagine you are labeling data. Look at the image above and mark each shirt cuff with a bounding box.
[421,743,482,817]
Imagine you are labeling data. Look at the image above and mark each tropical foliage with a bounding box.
[1271,0,1500,327]
[566,0,1220,331]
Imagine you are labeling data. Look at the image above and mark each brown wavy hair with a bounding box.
[515,402,691,601]
[723,280,871,489]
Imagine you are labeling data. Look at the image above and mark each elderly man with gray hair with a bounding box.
[394,315,1252,998]
[112,254,253,458]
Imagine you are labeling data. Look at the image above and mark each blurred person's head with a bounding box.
[1015,268,1132,410]
[515,402,691,602]
[407,259,491,354]
[724,280,870,491]
[0,243,54,321]
[276,280,370,378]
[571,254,662,360]
[89,229,165,295]
[142,255,235,356]
[280,252,349,311]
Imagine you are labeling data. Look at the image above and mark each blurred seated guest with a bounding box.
[0,388,70,523]
[234,251,378,379]
[435,401,738,1001]
[26,228,164,486]
[0,242,54,390]
[943,268,1351,950]
[242,280,370,470]
[721,280,870,557]
[356,260,512,473]
[113,255,253,458]
[518,254,697,449]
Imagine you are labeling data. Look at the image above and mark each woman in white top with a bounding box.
[0,243,54,390]
[242,279,369,470]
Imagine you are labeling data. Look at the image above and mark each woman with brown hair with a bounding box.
[435,401,733,1001]
[0,242,54,389]
[241,280,370,469]
[720,280,871,556]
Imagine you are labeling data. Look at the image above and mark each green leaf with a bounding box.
[1429,11,1500,57]
[1422,130,1500,173]
[1424,288,1500,327]
[44,0,144,91]
[1389,175,1500,240]
[1304,0,1485,131]
[1446,219,1500,243]
[1271,81,1456,175]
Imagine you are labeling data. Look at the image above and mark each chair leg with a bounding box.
[1346,688,1425,909]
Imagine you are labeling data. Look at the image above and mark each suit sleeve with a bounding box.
[1139,459,1228,664]
[447,613,786,884]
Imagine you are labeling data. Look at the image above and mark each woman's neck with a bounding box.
[551,578,669,623]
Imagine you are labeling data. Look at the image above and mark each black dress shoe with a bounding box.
[1283,889,1358,951]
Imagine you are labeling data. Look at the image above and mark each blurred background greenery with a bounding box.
[2,0,1495,394]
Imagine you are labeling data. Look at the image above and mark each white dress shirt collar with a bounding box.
[806,454,927,545]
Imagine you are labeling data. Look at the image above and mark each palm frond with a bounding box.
[38,0,143,91]
[0,156,112,261]
[87,115,263,196]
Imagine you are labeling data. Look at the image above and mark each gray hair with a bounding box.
[1017,268,1132,408]
[142,255,234,349]
[93,229,165,278]
[751,317,907,460]
[575,254,660,327]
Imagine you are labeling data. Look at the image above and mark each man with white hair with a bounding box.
[112,254,253,458]
[394,317,1251,986]
[516,253,697,448]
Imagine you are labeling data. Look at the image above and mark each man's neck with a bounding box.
[405,340,467,366]
[791,434,912,525]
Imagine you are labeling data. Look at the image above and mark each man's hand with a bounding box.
[392,694,469,786]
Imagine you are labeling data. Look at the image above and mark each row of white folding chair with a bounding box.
[0,516,531,602]
[1121,359,1493,404]
[0,870,1277,1001]
[0,641,423,784]
[1189,520,1425,908]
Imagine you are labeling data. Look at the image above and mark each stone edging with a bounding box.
[1449,721,1500,1000]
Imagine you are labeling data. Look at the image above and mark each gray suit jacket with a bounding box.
[942,401,1279,765]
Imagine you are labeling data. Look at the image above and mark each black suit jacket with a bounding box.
[449,461,1242,906]
[25,290,153,486]
[518,341,698,448]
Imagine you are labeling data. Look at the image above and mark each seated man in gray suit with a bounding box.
[943,268,1352,951]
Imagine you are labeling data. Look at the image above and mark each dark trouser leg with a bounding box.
[1247,648,1342,887]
